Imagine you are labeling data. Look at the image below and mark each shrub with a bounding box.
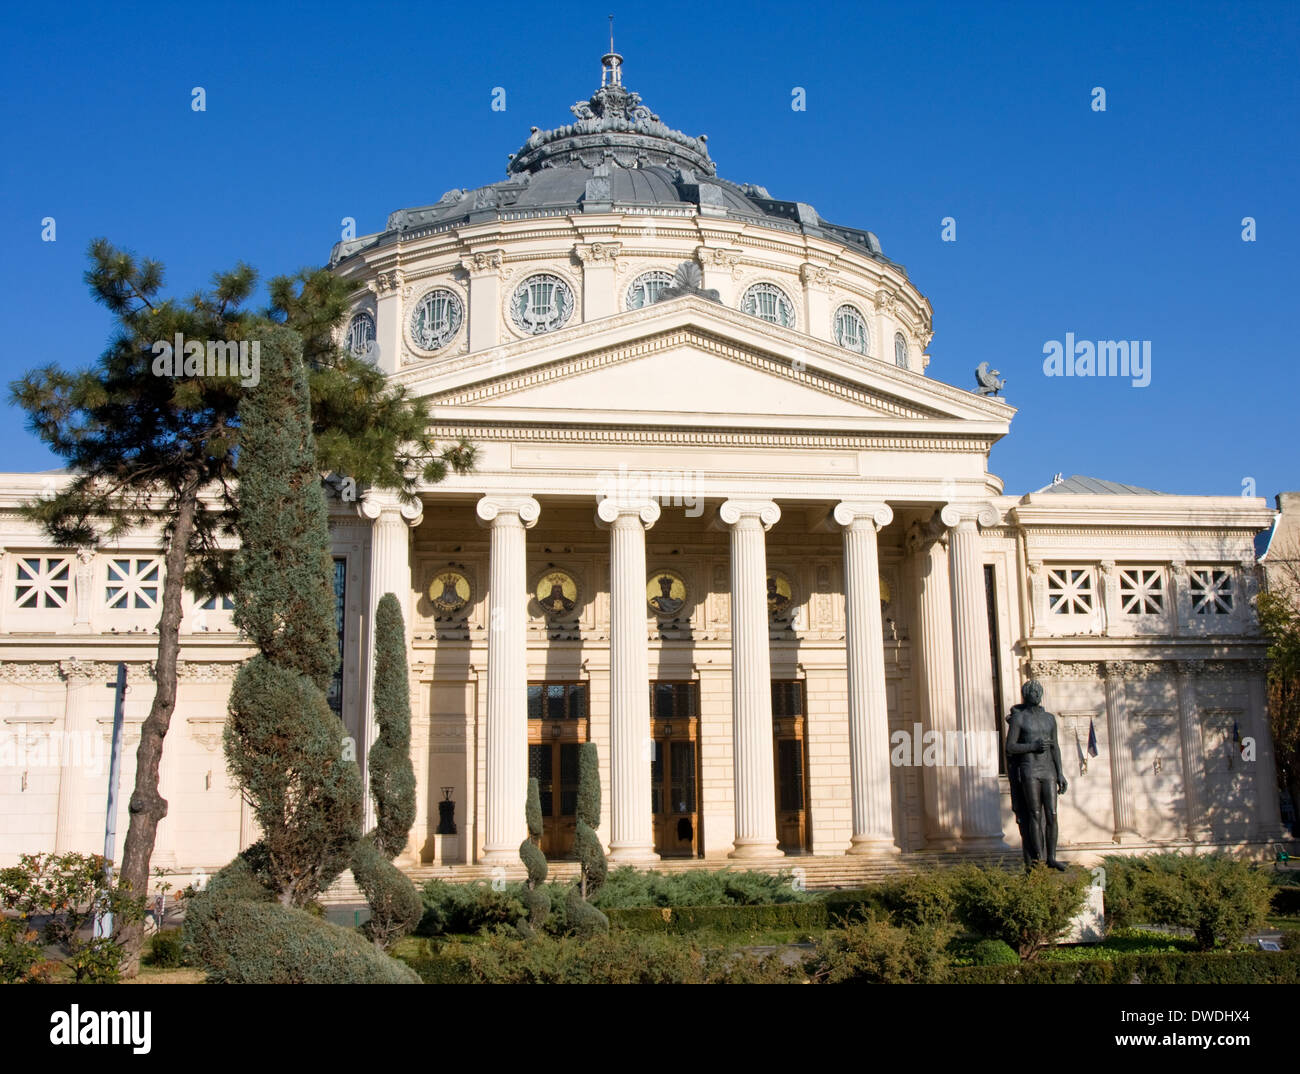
[569,743,609,936]
[0,918,51,984]
[593,866,814,908]
[144,928,185,969]
[417,879,527,936]
[952,949,1300,984]
[1278,927,1300,951]
[969,938,1020,966]
[950,863,1089,960]
[811,917,953,983]
[517,777,550,938]
[184,863,417,984]
[606,902,828,934]
[1100,854,1273,950]
[0,851,143,982]
[398,931,806,984]
[877,870,957,929]
[351,836,422,949]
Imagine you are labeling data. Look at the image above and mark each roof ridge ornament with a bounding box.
[506,48,715,177]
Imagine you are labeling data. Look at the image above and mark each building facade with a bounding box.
[0,54,1287,872]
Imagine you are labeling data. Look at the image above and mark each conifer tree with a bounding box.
[351,593,422,947]
[223,327,361,906]
[566,742,609,936]
[8,240,474,971]
[517,777,550,937]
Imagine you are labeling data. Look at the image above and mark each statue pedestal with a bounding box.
[431,833,463,866]
[1061,883,1105,944]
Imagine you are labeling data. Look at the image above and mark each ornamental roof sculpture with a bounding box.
[330,51,894,271]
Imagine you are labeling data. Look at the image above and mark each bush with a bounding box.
[594,866,814,908]
[398,930,807,984]
[144,928,185,969]
[417,879,527,936]
[351,836,422,948]
[952,949,1300,984]
[811,917,953,983]
[1279,928,1300,951]
[969,938,1020,966]
[950,863,1089,960]
[0,851,143,982]
[606,903,827,934]
[0,918,51,983]
[1100,854,1273,950]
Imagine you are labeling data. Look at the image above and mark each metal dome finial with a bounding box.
[602,15,622,86]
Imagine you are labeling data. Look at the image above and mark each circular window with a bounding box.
[409,288,464,352]
[346,311,376,360]
[626,270,674,310]
[740,282,795,328]
[510,273,575,335]
[894,332,908,368]
[833,305,869,355]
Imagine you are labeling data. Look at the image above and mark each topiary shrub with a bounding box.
[417,879,527,936]
[569,742,609,936]
[516,777,550,938]
[811,917,953,983]
[1100,853,1274,950]
[351,592,422,949]
[969,938,1020,966]
[951,863,1089,960]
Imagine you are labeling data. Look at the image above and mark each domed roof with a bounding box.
[330,53,895,272]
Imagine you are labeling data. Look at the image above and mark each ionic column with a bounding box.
[907,514,961,847]
[54,659,97,853]
[835,501,898,854]
[947,504,1004,843]
[476,495,540,864]
[359,490,423,832]
[1174,660,1208,837]
[1103,661,1139,841]
[597,498,660,862]
[370,270,403,375]
[1246,663,1288,839]
[716,499,783,859]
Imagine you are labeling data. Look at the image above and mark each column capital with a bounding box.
[833,501,892,531]
[715,499,780,531]
[476,495,540,528]
[357,490,423,527]
[573,241,622,265]
[459,248,505,277]
[940,502,1000,529]
[595,498,661,529]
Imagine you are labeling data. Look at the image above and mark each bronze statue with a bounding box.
[1005,679,1068,870]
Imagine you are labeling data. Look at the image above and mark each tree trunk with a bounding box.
[117,484,199,976]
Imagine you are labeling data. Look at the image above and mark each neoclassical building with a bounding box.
[0,53,1287,874]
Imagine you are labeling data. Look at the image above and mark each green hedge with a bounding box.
[607,902,828,933]
[953,950,1300,984]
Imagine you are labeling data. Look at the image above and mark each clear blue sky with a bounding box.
[1,0,1295,499]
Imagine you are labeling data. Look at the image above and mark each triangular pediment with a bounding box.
[395,296,1013,434]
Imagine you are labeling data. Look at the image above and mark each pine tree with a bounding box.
[567,742,609,936]
[8,240,474,972]
[351,593,422,947]
[223,327,361,906]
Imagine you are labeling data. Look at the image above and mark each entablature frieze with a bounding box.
[1026,658,1269,681]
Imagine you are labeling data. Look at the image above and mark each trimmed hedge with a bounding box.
[607,902,828,933]
[952,949,1300,984]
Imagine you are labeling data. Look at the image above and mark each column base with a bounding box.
[607,844,661,865]
[728,839,785,860]
[959,834,1009,849]
[479,846,519,866]
[847,836,900,856]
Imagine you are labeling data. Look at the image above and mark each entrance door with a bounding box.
[771,681,811,852]
[650,682,702,857]
[527,682,589,858]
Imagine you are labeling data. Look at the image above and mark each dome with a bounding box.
[331,53,894,272]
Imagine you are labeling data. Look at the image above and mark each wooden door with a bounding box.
[772,681,810,852]
[527,683,589,859]
[650,682,702,857]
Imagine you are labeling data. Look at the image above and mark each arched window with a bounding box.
[833,305,869,355]
[740,282,796,328]
[894,332,908,369]
[626,270,674,310]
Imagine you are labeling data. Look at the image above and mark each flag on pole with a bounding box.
[1087,718,1099,757]
[1075,728,1087,775]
